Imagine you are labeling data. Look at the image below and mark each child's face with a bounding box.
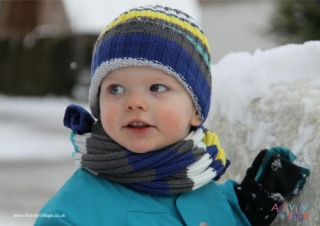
[99,66,201,153]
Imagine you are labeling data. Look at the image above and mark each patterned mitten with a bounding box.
[235,146,310,226]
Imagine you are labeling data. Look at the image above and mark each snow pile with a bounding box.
[205,41,320,226]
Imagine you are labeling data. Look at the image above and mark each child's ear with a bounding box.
[189,111,201,127]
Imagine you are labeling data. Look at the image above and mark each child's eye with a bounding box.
[109,85,125,95]
[150,84,168,92]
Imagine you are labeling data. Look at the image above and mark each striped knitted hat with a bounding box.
[90,5,212,123]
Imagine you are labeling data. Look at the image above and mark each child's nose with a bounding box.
[125,93,148,111]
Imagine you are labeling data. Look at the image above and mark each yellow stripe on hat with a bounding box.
[99,9,210,54]
[202,131,227,166]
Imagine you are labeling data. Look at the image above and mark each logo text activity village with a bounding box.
[271,202,310,221]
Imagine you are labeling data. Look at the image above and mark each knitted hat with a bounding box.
[89,5,212,123]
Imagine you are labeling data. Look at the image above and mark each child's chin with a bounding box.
[128,148,158,154]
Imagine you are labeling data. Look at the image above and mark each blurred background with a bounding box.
[0,0,319,225]
[1,0,319,99]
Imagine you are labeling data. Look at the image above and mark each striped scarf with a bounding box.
[65,105,230,195]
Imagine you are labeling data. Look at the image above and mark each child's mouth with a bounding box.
[128,122,149,128]
[125,121,154,133]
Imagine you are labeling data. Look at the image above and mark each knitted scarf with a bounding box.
[64,104,230,195]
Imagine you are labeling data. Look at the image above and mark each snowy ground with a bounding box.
[0,97,89,161]
[1,41,320,225]
[0,97,82,225]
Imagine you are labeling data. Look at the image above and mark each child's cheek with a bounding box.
[159,107,182,130]
[100,105,117,133]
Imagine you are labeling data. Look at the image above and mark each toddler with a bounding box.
[35,5,309,226]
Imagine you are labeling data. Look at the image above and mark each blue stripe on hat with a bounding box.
[92,33,211,120]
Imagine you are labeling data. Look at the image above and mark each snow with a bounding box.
[209,41,320,124]
[1,41,319,225]
[271,159,282,172]
[0,97,89,161]
[62,0,200,34]
[269,193,285,203]
[204,41,320,226]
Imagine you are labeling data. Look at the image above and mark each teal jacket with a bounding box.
[35,169,251,226]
